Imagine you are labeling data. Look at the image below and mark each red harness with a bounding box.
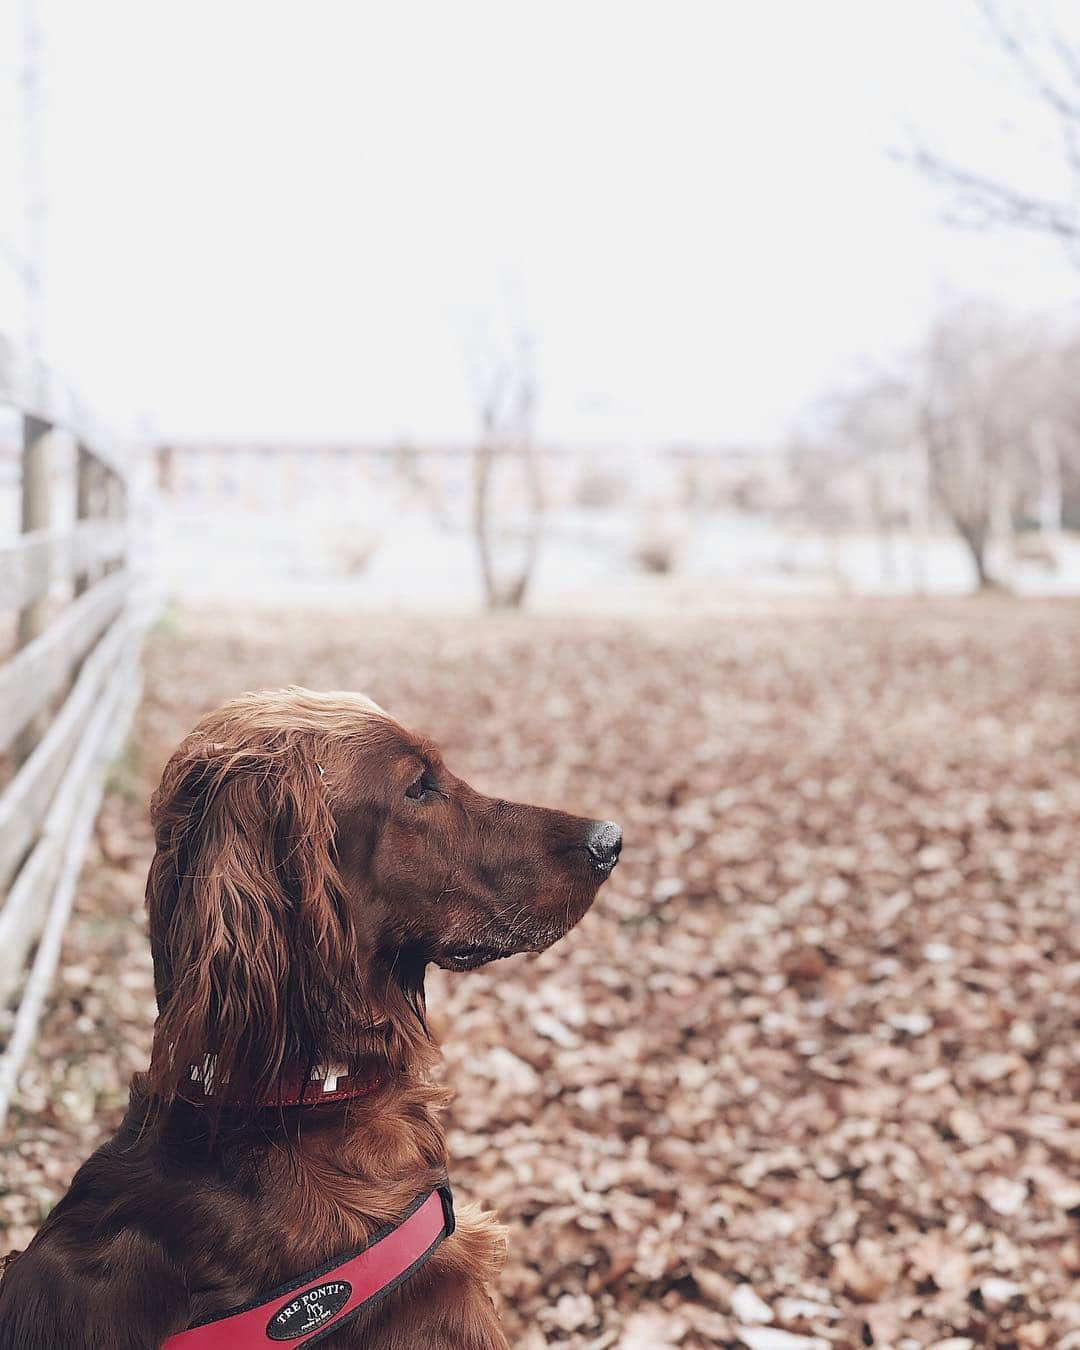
[162,1185,454,1348]
[165,1063,452,1346]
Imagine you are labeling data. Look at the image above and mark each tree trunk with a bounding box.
[471,359,543,610]
[959,524,994,590]
[473,438,500,608]
[1033,421,1062,534]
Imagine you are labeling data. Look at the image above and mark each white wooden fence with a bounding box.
[0,333,145,1129]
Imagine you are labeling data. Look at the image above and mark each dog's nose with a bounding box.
[585,820,622,872]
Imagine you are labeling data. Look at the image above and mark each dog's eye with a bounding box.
[405,770,436,801]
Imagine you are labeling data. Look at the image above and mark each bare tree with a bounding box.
[1051,332,1080,522]
[472,337,544,609]
[914,307,1077,588]
[825,309,1080,591]
[923,311,1021,586]
[1007,340,1077,533]
[913,1,1080,254]
[828,376,921,587]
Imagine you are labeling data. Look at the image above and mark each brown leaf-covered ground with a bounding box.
[2,599,1079,1349]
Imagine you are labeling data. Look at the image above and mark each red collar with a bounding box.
[261,1064,386,1108]
[162,1185,454,1348]
[187,1061,386,1108]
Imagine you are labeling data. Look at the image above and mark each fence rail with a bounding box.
[0,334,144,1129]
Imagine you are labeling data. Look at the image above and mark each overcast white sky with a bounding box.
[1,0,1078,448]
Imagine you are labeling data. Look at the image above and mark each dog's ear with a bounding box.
[146,733,360,1107]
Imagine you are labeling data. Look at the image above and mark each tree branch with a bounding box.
[977,0,1080,124]
[909,146,1080,241]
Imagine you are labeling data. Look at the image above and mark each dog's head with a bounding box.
[146,688,619,1105]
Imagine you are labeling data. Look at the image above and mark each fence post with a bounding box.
[75,442,96,597]
[104,466,125,575]
[16,413,54,762]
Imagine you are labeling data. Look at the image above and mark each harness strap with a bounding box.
[162,1185,455,1349]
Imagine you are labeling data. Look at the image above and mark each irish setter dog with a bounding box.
[0,688,621,1349]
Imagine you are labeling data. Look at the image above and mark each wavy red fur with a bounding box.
[0,688,619,1348]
